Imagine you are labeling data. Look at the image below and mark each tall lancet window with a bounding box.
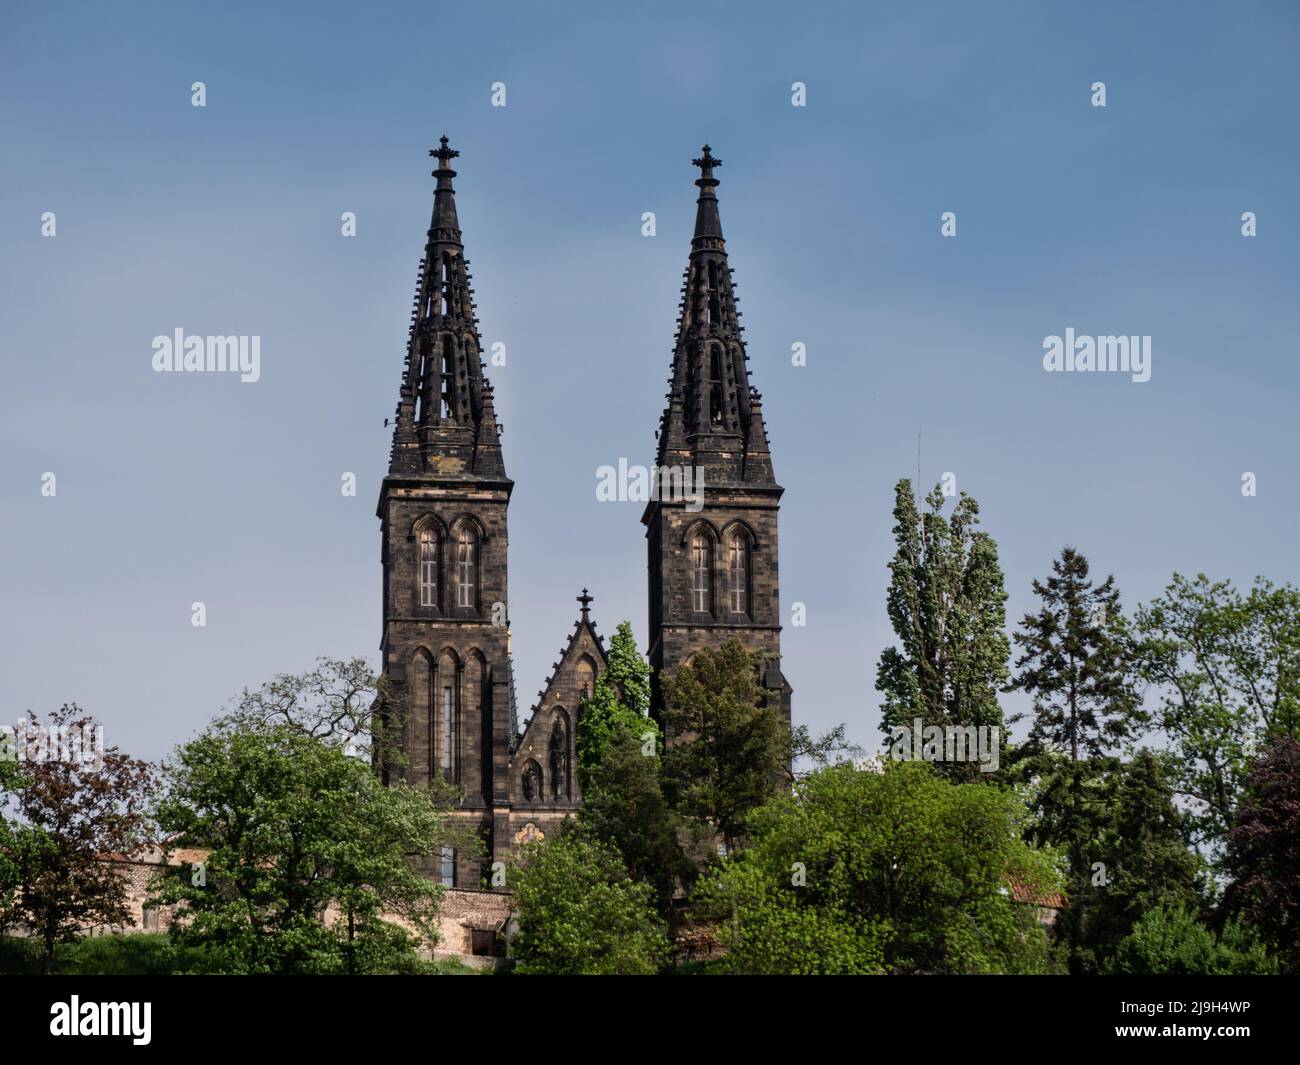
[456,528,477,608]
[418,527,438,607]
[441,685,454,779]
[728,533,748,615]
[439,257,451,317]
[439,336,455,421]
[691,533,712,614]
[707,261,721,325]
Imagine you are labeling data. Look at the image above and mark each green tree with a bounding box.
[1112,903,1275,975]
[1008,547,1142,971]
[876,481,1010,781]
[1132,573,1300,855]
[0,746,24,931]
[788,722,863,781]
[153,724,453,974]
[0,706,156,974]
[1224,736,1300,973]
[697,761,1059,974]
[660,640,790,851]
[574,621,658,793]
[509,833,670,975]
[1010,547,1138,764]
[1066,751,1200,974]
[214,655,403,770]
[577,729,693,914]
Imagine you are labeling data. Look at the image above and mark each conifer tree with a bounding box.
[1074,751,1200,973]
[1010,547,1138,764]
[1008,547,1144,972]
[661,640,790,851]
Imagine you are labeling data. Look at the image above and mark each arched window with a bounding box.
[455,527,477,609]
[728,532,749,615]
[418,526,438,608]
[413,650,435,782]
[439,256,451,317]
[440,845,455,887]
[522,760,542,803]
[440,683,454,779]
[691,533,712,614]
[550,714,570,800]
[436,651,458,783]
[707,261,721,325]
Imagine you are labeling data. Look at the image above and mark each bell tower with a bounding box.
[643,146,792,726]
[377,137,514,886]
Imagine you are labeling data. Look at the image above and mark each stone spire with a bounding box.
[654,145,776,487]
[387,137,506,480]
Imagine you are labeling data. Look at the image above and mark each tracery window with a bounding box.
[418,527,437,607]
[691,534,712,614]
[728,532,749,615]
[456,528,477,608]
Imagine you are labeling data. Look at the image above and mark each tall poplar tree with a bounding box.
[875,480,1010,781]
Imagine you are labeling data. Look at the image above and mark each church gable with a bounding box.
[511,591,607,809]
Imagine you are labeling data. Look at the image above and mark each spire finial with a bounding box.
[431,134,460,171]
[577,588,593,619]
[691,144,724,242]
[692,144,721,189]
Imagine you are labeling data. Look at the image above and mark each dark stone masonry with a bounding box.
[376,139,792,887]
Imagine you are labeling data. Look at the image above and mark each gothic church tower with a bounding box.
[643,147,792,725]
[377,138,513,885]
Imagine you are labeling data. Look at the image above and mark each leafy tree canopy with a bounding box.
[1132,573,1300,854]
[0,705,155,974]
[1224,736,1300,973]
[661,640,790,850]
[1112,903,1274,975]
[574,622,658,793]
[509,832,670,975]
[697,760,1060,974]
[153,724,455,974]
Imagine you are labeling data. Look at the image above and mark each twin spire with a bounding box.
[387,136,504,480]
[656,145,776,486]
[386,138,775,489]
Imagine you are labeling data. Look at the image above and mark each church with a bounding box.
[375,138,792,887]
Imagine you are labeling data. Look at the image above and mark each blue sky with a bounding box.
[2,0,1298,760]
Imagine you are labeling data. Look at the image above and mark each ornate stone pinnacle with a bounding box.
[431,134,460,168]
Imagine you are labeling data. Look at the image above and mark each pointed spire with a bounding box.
[386,138,508,482]
[651,145,777,488]
[429,135,461,242]
[692,145,724,245]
